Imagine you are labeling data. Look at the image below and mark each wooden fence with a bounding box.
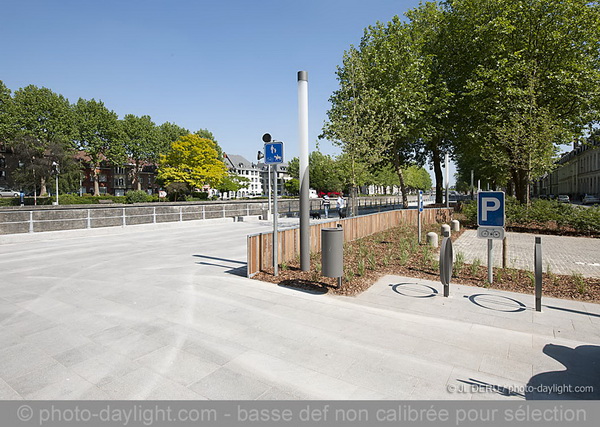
[247,207,452,277]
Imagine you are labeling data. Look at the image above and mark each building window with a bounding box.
[115,167,125,175]
[115,178,125,187]
[0,157,5,168]
[99,174,107,183]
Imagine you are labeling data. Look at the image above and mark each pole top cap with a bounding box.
[298,71,308,81]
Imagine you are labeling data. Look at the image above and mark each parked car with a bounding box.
[557,194,570,203]
[0,188,20,198]
[582,194,600,205]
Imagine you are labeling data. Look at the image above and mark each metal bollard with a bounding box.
[441,224,451,236]
[534,236,542,312]
[426,232,438,248]
[451,220,460,232]
[322,226,344,289]
[439,230,453,297]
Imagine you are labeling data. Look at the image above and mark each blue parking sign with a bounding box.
[478,191,505,227]
[264,142,284,164]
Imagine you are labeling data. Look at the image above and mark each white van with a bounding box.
[309,189,318,199]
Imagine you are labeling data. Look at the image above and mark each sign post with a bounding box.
[418,190,423,244]
[477,191,505,284]
[263,134,284,277]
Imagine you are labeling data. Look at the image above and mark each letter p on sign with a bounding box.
[478,191,505,227]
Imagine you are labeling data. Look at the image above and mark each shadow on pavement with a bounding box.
[544,305,600,319]
[456,378,525,399]
[193,254,247,277]
[526,344,600,400]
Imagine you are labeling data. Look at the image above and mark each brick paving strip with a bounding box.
[453,230,600,278]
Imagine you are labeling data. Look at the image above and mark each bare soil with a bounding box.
[254,223,600,303]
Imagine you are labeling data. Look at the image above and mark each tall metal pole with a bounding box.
[488,239,493,284]
[267,166,272,218]
[298,71,310,271]
[470,169,474,200]
[445,152,449,208]
[273,164,278,276]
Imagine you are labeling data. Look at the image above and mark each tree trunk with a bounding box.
[135,163,142,191]
[39,177,48,196]
[397,168,409,208]
[432,144,444,204]
[513,169,528,204]
[93,167,100,196]
[506,179,514,197]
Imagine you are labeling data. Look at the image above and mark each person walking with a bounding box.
[321,194,330,218]
[336,195,346,218]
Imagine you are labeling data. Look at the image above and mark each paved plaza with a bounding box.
[453,230,600,278]
[0,219,598,400]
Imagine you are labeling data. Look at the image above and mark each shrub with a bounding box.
[125,190,151,204]
[461,197,600,235]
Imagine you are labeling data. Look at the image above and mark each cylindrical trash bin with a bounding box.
[322,227,343,278]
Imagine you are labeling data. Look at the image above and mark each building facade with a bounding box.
[536,139,600,199]
[223,154,291,198]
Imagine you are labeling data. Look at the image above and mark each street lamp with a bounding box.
[52,161,59,205]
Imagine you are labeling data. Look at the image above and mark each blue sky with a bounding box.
[2,0,458,183]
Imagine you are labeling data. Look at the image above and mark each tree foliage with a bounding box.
[443,0,600,202]
[73,98,125,195]
[7,85,75,194]
[158,134,227,192]
[216,172,250,196]
[324,0,600,204]
[287,151,344,193]
[121,114,161,190]
[323,16,430,208]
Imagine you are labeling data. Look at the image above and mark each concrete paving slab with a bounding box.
[1,219,599,400]
[453,229,600,277]
[189,366,272,400]
[135,345,221,387]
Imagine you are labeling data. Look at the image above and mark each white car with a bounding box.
[582,194,600,205]
[0,188,20,198]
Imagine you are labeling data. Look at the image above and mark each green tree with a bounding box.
[158,122,189,156]
[284,178,300,196]
[287,152,343,193]
[444,0,600,203]
[73,98,125,195]
[216,172,250,198]
[403,165,432,192]
[195,128,224,160]
[8,85,75,195]
[121,114,161,190]
[0,80,11,140]
[158,134,227,193]
[323,17,429,209]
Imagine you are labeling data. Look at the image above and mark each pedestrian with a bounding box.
[322,194,330,218]
[336,195,346,218]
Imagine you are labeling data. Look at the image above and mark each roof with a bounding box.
[224,154,257,170]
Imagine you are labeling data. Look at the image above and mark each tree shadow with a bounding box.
[526,344,600,400]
